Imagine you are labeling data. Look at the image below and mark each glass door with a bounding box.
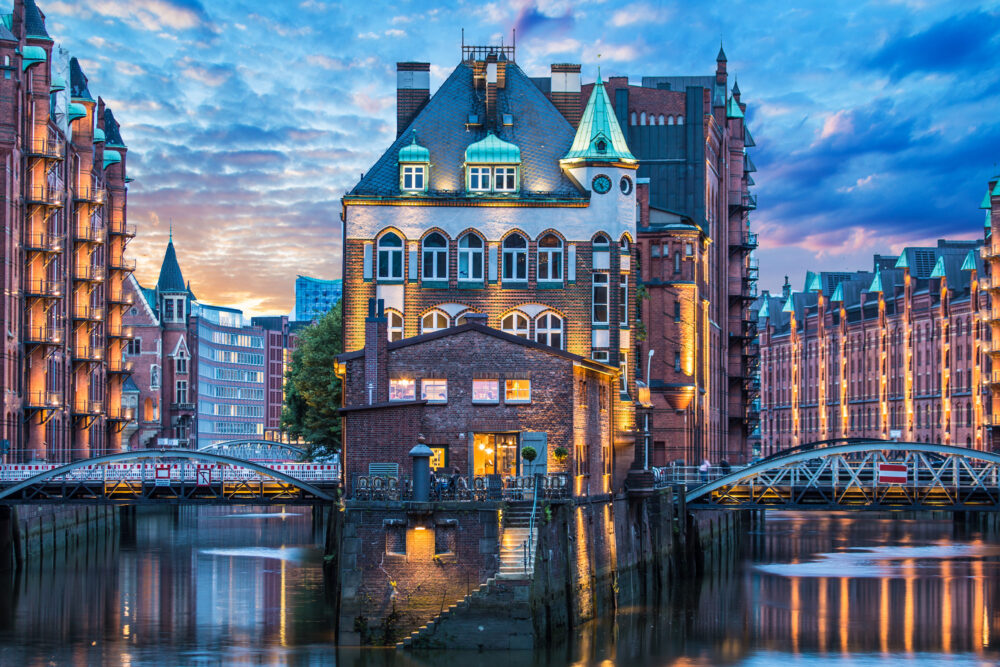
[473,433,520,477]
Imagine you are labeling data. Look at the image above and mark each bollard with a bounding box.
[409,434,433,502]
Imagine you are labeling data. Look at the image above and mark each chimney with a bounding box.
[364,298,389,404]
[550,63,581,126]
[782,276,791,300]
[462,312,488,327]
[396,62,430,137]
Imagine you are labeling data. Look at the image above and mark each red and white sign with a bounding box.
[878,462,907,485]
[154,465,171,486]
[196,466,211,487]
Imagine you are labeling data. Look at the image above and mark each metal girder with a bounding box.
[197,439,307,461]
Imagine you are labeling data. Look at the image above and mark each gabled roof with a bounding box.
[23,0,49,39]
[69,58,93,102]
[930,256,946,279]
[104,108,125,147]
[961,250,977,272]
[122,376,140,393]
[805,271,821,292]
[993,180,1000,196]
[726,96,744,119]
[562,76,636,163]
[983,191,993,209]
[868,270,883,294]
[156,237,187,293]
[830,283,844,303]
[782,296,794,313]
[894,253,908,269]
[759,299,770,319]
[350,62,581,197]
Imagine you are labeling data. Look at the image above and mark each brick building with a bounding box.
[0,0,136,462]
[758,236,991,454]
[122,237,296,449]
[337,303,619,497]
[341,44,641,480]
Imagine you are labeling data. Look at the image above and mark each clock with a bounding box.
[620,176,633,195]
[592,174,612,194]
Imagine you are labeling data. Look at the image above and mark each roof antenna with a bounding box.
[169,219,173,242]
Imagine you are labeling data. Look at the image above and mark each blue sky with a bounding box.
[33,0,1000,314]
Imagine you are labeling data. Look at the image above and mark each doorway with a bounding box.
[473,433,519,477]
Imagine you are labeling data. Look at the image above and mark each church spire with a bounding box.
[156,234,187,293]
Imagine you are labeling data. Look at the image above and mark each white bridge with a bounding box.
[655,441,1000,511]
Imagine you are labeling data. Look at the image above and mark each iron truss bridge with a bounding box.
[0,450,340,504]
[655,441,1000,511]
[196,439,309,462]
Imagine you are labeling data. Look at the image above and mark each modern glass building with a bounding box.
[294,275,342,322]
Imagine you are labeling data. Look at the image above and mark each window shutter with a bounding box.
[363,242,373,281]
[488,244,498,282]
[520,431,548,475]
[568,244,576,282]
[408,243,418,281]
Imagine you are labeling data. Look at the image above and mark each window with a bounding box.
[501,312,529,338]
[494,167,516,191]
[377,232,404,280]
[658,114,665,125]
[592,350,609,363]
[421,310,449,334]
[458,234,484,281]
[674,352,681,372]
[685,243,694,256]
[422,233,448,280]
[673,251,681,273]
[502,234,528,282]
[472,379,499,403]
[505,379,531,403]
[175,380,188,404]
[421,379,447,403]
[593,233,610,247]
[651,244,660,258]
[387,310,404,341]
[619,275,628,325]
[468,166,491,191]
[389,378,415,401]
[401,165,425,191]
[674,301,681,322]
[640,111,646,125]
[164,298,175,322]
[175,354,187,375]
[429,446,447,470]
[454,311,478,326]
[537,234,562,281]
[620,353,628,393]
[126,338,141,355]
[592,273,609,324]
[535,312,563,349]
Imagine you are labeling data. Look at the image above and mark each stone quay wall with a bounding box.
[0,504,121,571]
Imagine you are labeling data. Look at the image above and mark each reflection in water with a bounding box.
[1,509,999,665]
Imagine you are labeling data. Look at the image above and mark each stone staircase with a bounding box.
[396,501,539,650]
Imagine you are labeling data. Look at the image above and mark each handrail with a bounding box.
[526,473,539,574]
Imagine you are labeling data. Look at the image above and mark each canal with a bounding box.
[1,507,998,665]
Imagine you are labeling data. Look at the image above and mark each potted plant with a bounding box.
[520,445,537,476]
[553,446,568,464]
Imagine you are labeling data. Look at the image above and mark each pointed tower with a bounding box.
[156,233,189,325]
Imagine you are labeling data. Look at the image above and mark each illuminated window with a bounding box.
[401,165,425,191]
[619,275,628,325]
[535,312,563,349]
[502,234,528,282]
[620,353,628,393]
[421,379,447,403]
[421,310,449,334]
[537,234,563,281]
[389,378,415,401]
[458,234,484,281]
[472,379,499,403]
[468,166,491,191]
[422,232,448,280]
[494,167,517,191]
[429,446,447,470]
[504,379,531,403]
[592,273,609,324]
[501,312,529,338]
[387,310,404,341]
[377,232,404,280]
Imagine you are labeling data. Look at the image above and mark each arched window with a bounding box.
[377,232,404,280]
[535,312,563,349]
[537,234,563,282]
[455,310,478,326]
[458,233,484,282]
[501,312,529,338]
[620,236,630,253]
[384,310,404,342]
[667,115,674,125]
[677,115,684,125]
[143,397,154,422]
[593,233,610,247]
[421,310,449,334]
[422,232,448,281]
[658,114,665,125]
[673,251,681,274]
[630,111,637,126]
[640,111,646,125]
[502,234,528,282]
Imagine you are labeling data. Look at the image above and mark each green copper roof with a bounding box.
[465,132,520,164]
[782,296,795,313]
[930,256,946,279]
[49,74,66,92]
[21,45,46,71]
[830,283,844,303]
[805,271,821,292]
[93,128,106,144]
[67,102,87,122]
[868,270,883,294]
[562,77,636,163]
[987,209,992,229]
[759,299,770,319]
[727,96,744,119]
[982,191,993,209]
[398,131,430,163]
[894,253,909,269]
[993,180,1000,197]
[103,151,121,169]
[961,249,977,271]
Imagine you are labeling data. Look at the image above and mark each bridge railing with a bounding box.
[653,466,746,488]
[350,473,571,502]
[0,462,341,484]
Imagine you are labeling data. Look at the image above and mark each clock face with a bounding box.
[592,174,612,194]
[620,176,633,195]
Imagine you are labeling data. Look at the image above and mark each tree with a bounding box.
[281,301,342,458]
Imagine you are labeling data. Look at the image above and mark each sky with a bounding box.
[31,0,1000,315]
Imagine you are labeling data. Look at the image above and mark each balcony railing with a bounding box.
[24,279,63,298]
[171,402,196,412]
[107,324,133,338]
[72,346,104,362]
[107,406,136,421]
[108,222,137,238]
[987,372,1000,386]
[26,185,64,207]
[728,277,758,300]
[108,290,134,305]
[728,190,758,210]
[107,359,134,373]
[24,232,63,253]
[73,265,105,282]
[108,256,136,272]
[24,326,63,345]
[728,231,759,250]
[982,246,1000,260]
[25,391,62,409]
[73,224,105,243]
[74,186,106,205]
[72,305,103,321]
[72,400,103,415]
[991,413,1000,427]
[27,137,64,160]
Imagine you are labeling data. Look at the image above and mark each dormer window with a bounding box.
[401,165,425,191]
[464,133,521,195]
[397,131,430,194]
[469,166,491,192]
[596,139,607,154]
[495,167,516,191]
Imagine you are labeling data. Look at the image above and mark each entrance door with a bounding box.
[473,433,519,477]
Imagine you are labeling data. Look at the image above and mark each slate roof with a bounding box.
[122,376,140,393]
[23,0,49,39]
[104,108,125,147]
[0,20,15,42]
[69,58,93,101]
[156,239,187,293]
[350,62,582,198]
[140,286,158,317]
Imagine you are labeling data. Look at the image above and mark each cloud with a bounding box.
[867,10,1000,79]
[513,1,574,37]
[88,0,212,32]
[610,3,670,27]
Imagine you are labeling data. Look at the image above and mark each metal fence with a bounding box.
[351,473,571,502]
